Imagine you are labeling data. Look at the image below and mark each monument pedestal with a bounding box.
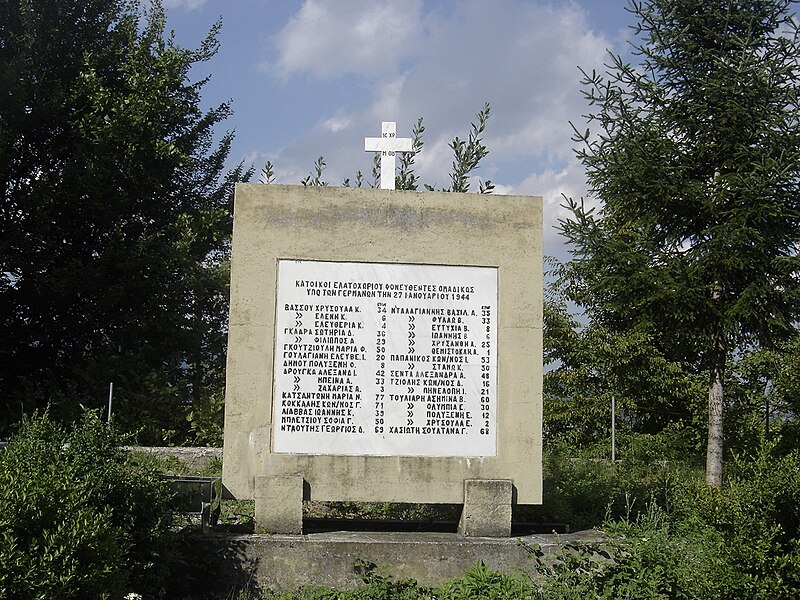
[254,475,303,535]
[254,475,514,537]
[224,185,543,537]
[458,479,513,537]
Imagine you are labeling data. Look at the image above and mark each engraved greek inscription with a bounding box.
[272,260,497,456]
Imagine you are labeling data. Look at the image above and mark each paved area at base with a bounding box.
[180,529,603,594]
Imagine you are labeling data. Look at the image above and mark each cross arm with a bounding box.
[364,138,414,152]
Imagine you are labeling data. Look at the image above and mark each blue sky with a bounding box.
[163,0,637,257]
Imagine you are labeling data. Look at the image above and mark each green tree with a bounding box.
[0,0,250,440]
[544,264,708,460]
[560,0,800,485]
[0,411,175,598]
[727,337,800,452]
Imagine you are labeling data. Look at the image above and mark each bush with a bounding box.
[532,444,694,530]
[437,561,531,599]
[532,442,800,599]
[673,444,800,599]
[528,501,732,599]
[0,411,175,599]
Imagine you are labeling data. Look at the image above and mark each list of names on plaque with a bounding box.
[272,260,497,457]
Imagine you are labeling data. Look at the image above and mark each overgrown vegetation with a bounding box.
[243,444,798,599]
[3,412,799,598]
[557,0,800,486]
[530,443,800,599]
[0,0,251,445]
[0,411,176,599]
[262,559,533,599]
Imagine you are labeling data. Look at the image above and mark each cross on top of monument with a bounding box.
[364,121,413,190]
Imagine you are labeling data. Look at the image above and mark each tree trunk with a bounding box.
[706,336,725,487]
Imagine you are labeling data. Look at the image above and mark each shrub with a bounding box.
[524,499,739,599]
[0,411,175,599]
[532,444,693,530]
[673,443,800,599]
[437,561,531,599]
[532,443,800,599]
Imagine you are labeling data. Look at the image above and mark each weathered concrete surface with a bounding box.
[125,446,222,472]
[223,185,543,506]
[459,479,513,537]
[179,529,603,595]
[254,475,303,534]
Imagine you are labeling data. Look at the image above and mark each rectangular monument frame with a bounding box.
[223,184,542,518]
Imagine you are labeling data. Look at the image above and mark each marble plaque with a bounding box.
[272,259,498,457]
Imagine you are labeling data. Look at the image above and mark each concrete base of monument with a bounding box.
[254,475,304,535]
[458,479,513,537]
[255,476,516,537]
[177,528,603,595]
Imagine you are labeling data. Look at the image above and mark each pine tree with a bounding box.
[560,0,800,485]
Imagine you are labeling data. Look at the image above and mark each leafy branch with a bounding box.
[447,101,493,193]
[396,117,425,190]
[260,160,275,184]
[301,156,327,187]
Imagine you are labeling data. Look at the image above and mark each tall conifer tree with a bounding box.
[561,0,800,485]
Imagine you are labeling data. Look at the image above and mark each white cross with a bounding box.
[364,121,413,190]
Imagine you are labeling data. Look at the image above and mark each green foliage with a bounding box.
[530,502,731,599]
[201,446,800,598]
[372,153,382,188]
[261,160,276,184]
[725,337,800,453]
[301,156,328,187]
[437,561,530,600]
[545,258,799,463]
[0,411,175,599]
[530,443,800,599]
[559,0,800,484]
[447,102,493,194]
[533,445,693,530]
[186,390,226,446]
[0,0,251,441]
[218,499,255,527]
[205,450,800,599]
[424,102,493,194]
[396,117,425,191]
[273,560,529,600]
[544,268,708,456]
[672,444,800,598]
[128,450,192,476]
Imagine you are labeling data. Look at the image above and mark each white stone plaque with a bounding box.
[272,260,498,457]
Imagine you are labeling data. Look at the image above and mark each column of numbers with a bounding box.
[480,305,491,435]
[374,302,387,434]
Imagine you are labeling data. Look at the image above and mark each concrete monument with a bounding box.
[222,182,542,536]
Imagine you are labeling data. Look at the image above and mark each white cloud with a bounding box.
[369,76,409,123]
[163,0,207,11]
[263,0,618,258]
[322,115,352,133]
[271,0,424,79]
